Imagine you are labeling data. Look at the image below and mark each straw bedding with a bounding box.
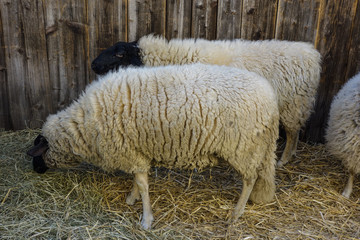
[0,129,359,239]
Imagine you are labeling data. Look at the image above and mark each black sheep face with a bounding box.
[27,135,49,174]
[27,134,82,173]
[91,41,143,75]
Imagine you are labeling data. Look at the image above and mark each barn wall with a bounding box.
[0,0,359,143]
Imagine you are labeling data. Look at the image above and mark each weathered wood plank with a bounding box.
[20,0,53,128]
[44,0,89,111]
[217,0,242,39]
[0,4,12,129]
[344,0,360,80]
[87,0,127,80]
[1,0,29,129]
[128,0,166,41]
[192,0,218,39]
[305,0,358,142]
[166,0,192,39]
[241,0,278,40]
[43,0,62,112]
[275,0,320,42]
[0,0,51,129]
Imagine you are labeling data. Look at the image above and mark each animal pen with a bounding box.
[0,0,359,239]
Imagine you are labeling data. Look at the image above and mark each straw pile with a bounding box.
[1,129,359,239]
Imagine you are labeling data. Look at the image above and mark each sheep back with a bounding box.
[138,35,321,132]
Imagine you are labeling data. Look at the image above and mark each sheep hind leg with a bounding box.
[342,172,354,198]
[134,172,154,230]
[249,159,276,204]
[126,178,141,205]
[232,176,257,221]
[277,129,299,167]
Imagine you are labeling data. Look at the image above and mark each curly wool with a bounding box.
[325,73,360,176]
[41,64,279,203]
[139,35,321,128]
[138,35,321,165]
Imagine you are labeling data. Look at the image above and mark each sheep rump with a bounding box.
[29,64,279,229]
[92,35,322,167]
[325,72,360,198]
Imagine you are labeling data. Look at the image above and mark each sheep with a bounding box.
[91,35,322,167]
[27,63,279,230]
[325,72,360,198]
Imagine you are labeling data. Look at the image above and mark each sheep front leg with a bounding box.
[232,176,257,221]
[342,172,354,198]
[126,178,141,205]
[277,129,299,167]
[134,172,154,230]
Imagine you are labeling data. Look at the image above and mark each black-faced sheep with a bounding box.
[27,64,279,230]
[91,35,321,167]
[325,72,360,198]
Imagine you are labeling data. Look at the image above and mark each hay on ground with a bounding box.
[0,129,359,239]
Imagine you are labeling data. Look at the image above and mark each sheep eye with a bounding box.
[115,53,124,58]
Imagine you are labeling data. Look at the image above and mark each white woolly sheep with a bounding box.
[325,72,360,198]
[27,64,279,230]
[91,35,322,167]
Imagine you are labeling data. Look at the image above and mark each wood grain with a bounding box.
[192,0,218,39]
[241,0,278,40]
[217,0,242,39]
[344,0,360,81]
[128,0,166,41]
[305,0,358,142]
[166,0,192,39]
[0,3,11,129]
[87,0,127,81]
[275,0,321,42]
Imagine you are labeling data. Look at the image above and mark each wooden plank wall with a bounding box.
[0,0,359,143]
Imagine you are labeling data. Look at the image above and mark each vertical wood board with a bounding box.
[1,1,30,129]
[128,0,166,41]
[344,0,360,81]
[305,0,358,142]
[192,0,218,39]
[87,0,127,81]
[166,0,192,39]
[275,0,321,42]
[20,0,53,128]
[216,0,242,39]
[241,0,278,40]
[0,4,11,129]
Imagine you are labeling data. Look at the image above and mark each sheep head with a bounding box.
[27,135,49,174]
[27,134,82,173]
[91,41,142,75]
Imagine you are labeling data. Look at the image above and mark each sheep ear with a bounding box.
[34,134,44,145]
[129,41,138,46]
[27,135,49,157]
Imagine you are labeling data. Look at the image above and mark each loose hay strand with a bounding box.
[0,129,359,239]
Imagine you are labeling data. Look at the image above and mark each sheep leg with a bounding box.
[126,178,141,205]
[134,172,154,230]
[232,176,257,221]
[342,172,354,198]
[277,129,299,167]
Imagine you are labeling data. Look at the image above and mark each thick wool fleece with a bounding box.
[138,35,321,165]
[41,64,279,203]
[325,73,360,175]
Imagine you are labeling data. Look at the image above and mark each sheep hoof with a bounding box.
[342,190,350,199]
[276,160,284,168]
[230,210,243,223]
[141,215,154,230]
[126,195,139,205]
